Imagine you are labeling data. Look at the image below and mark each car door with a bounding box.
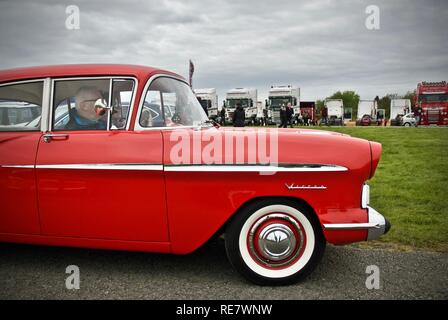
[0,79,46,234]
[35,77,169,242]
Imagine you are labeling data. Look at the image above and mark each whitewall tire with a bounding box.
[225,198,326,285]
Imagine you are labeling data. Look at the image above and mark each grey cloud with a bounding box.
[0,0,447,101]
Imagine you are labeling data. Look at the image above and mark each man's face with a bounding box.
[287,102,292,108]
[77,90,104,120]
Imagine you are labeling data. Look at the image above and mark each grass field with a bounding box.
[315,126,448,252]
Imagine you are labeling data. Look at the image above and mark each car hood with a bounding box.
[162,127,378,180]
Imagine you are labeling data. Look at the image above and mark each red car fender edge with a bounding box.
[369,141,382,179]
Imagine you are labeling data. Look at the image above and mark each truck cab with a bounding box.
[416,81,448,126]
[390,99,411,126]
[266,85,300,125]
[224,88,257,124]
[194,88,219,120]
[324,99,344,126]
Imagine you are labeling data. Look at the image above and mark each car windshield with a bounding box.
[418,94,448,103]
[140,77,208,128]
[226,98,250,109]
[269,96,292,108]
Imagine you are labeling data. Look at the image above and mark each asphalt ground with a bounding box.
[0,240,446,299]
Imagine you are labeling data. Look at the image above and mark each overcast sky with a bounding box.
[0,0,447,102]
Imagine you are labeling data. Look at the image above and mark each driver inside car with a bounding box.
[65,86,108,130]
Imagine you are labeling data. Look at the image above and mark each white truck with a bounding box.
[224,88,257,124]
[390,98,411,125]
[194,88,219,120]
[324,99,344,125]
[357,100,376,119]
[266,85,300,124]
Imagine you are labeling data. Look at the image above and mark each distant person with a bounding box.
[286,102,294,128]
[262,107,269,126]
[232,103,245,127]
[220,106,226,125]
[303,111,310,126]
[279,104,287,128]
[414,105,422,125]
[321,106,328,125]
[297,112,303,126]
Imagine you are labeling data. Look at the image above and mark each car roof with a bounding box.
[0,64,183,84]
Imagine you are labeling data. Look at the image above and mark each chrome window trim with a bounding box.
[49,76,138,132]
[134,74,196,131]
[41,78,51,132]
[0,78,47,132]
[164,164,348,172]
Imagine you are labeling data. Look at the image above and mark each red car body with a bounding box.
[0,64,389,284]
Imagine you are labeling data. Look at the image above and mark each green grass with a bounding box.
[316,127,448,252]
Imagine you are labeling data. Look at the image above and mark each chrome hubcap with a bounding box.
[258,224,296,261]
[248,214,305,268]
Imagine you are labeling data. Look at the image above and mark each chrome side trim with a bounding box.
[323,223,381,230]
[164,164,348,172]
[35,164,163,171]
[0,165,35,169]
[323,206,388,241]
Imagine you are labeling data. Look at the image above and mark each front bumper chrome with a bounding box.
[323,206,391,241]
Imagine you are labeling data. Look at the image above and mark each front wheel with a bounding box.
[225,199,326,285]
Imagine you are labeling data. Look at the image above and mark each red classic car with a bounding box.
[0,64,390,285]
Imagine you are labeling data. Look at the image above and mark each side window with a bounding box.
[141,90,164,127]
[111,79,135,129]
[139,77,207,128]
[53,79,110,131]
[0,81,43,131]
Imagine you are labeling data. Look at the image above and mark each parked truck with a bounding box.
[324,99,344,126]
[416,81,448,126]
[266,85,300,124]
[224,88,257,124]
[356,100,385,126]
[299,101,315,125]
[390,98,411,126]
[195,88,219,120]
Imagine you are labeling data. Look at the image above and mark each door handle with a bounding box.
[43,133,69,143]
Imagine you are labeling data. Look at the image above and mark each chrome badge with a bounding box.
[285,183,327,190]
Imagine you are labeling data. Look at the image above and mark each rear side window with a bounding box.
[0,81,43,131]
